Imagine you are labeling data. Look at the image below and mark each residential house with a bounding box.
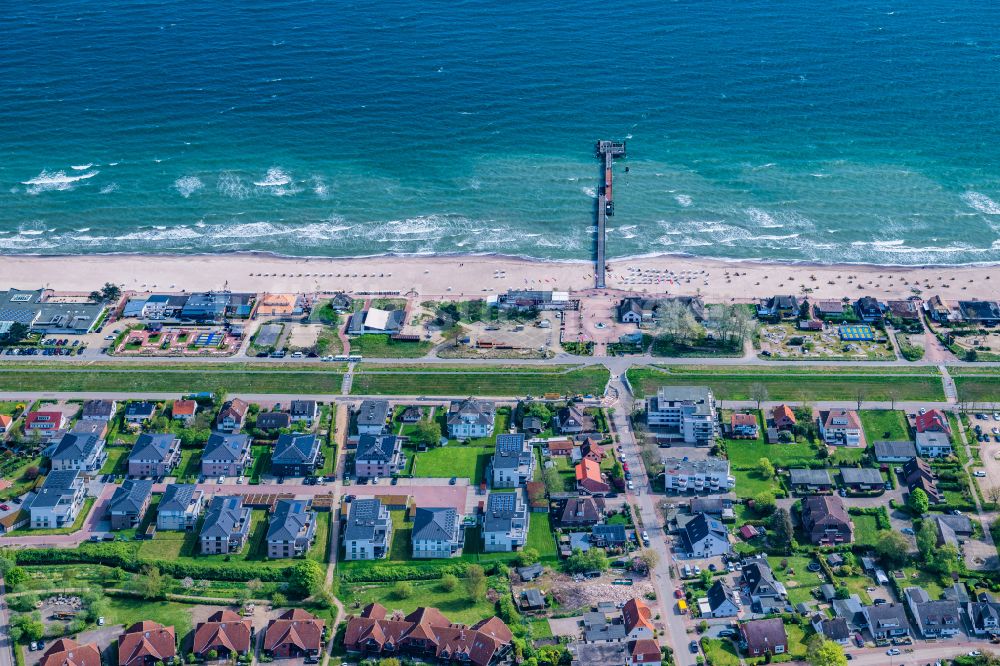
[156,484,204,531]
[622,598,655,641]
[646,386,717,445]
[661,458,735,494]
[0,414,11,434]
[740,618,788,657]
[729,413,758,439]
[887,299,921,321]
[966,601,1000,636]
[903,457,942,503]
[70,419,107,440]
[355,399,390,435]
[690,497,735,520]
[49,432,107,473]
[811,615,850,645]
[770,404,797,430]
[81,399,117,421]
[925,295,955,322]
[399,406,422,424]
[344,604,512,666]
[916,431,953,458]
[199,495,252,554]
[705,580,741,618]
[447,398,496,439]
[271,433,322,477]
[801,496,853,545]
[171,399,198,423]
[934,514,974,549]
[814,300,849,320]
[29,470,86,529]
[483,492,528,552]
[905,587,961,638]
[865,603,911,640]
[344,498,392,560]
[520,588,546,612]
[201,433,253,477]
[582,439,606,464]
[789,468,833,494]
[123,401,157,425]
[354,434,405,479]
[40,639,101,666]
[545,438,575,456]
[873,440,917,463]
[289,400,319,425]
[678,513,730,558]
[557,497,605,527]
[266,499,317,559]
[915,409,951,436]
[117,621,176,666]
[617,297,658,324]
[742,561,787,611]
[627,639,661,666]
[592,524,628,548]
[216,398,249,433]
[575,458,610,495]
[832,595,866,629]
[582,610,627,643]
[412,506,465,558]
[256,411,292,431]
[959,300,1000,325]
[491,434,535,488]
[193,610,253,659]
[839,467,884,492]
[855,296,885,322]
[347,307,405,335]
[127,433,181,477]
[24,411,67,440]
[818,409,863,446]
[263,609,325,659]
[555,404,596,435]
[756,295,799,320]
[108,479,153,530]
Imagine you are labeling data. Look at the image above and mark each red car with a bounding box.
[622,463,630,472]
[674,588,684,599]
[0,505,9,511]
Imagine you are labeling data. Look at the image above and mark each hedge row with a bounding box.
[338,561,501,583]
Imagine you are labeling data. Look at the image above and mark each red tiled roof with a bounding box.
[172,400,197,417]
[629,638,661,662]
[41,639,101,666]
[193,610,252,655]
[915,410,950,434]
[623,598,655,635]
[263,609,324,653]
[118,621,176,666]
[731,413,757,427]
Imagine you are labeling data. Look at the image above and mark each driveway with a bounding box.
[546,617,582,639]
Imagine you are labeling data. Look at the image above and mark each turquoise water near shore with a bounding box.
[2,0,1000,264]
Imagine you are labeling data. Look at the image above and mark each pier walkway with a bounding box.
[595,140,625,289]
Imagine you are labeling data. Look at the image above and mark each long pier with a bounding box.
[595,140,626,289]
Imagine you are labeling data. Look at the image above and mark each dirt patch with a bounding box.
[287,324,321,350]
[527,570,654,615]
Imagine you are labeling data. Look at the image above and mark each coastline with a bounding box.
[3,251,1000,302]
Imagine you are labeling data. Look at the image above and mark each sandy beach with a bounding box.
[2,252,1000,303]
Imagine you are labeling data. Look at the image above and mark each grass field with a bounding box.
[411,445,491,482]
[340,577,498,625]
[350,335,433,358]
[0,456,44,501]
[771,555,825,606]
[860,410,910,442]
[175,449,203,483]
[953,376,1000,403]
[852,514,885,547]
[100,447,130,475]
[628,366,945,401]
[105,597,197,638]
[351,365,609,396]
[0,368,345,394]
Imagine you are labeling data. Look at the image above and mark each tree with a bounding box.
[129,566,166,600]
[699,570,712,587]
[0,322,29,344]
[289,560,325,597]
[543,466,563,495]
[516,548,540,567]
[908,488,929,515]
[271,591,288,607]
[988,486,1000,507]
[757,457,775,480]
[101,282,122,302]
[806,637,847,666]
[393,581,413,599]
[752,492,776,516]
[440,573,459,592]
[769,509,794,554]
[873,531,911,568]
[523,402,551,425]
[750,383,769,410]
[916,520,937,564]
[12,612,44,642]
[637,549,659,572]
[465,565,487,602]
[563,548,609,574]
[409,418,443,449]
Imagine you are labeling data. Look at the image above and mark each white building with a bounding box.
[646,387,716,446]
[915,432,953,458]
[660,458,735,495]
[447,398,495,440]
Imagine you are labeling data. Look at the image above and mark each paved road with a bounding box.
[0,575,13,666]
[846,640,980,666]
[607,375,695,666]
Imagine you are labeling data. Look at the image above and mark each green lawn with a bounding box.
[731,469,782,497]
[771,555,825,607]
[852,514,885,547]
[138,510,292,568]
[701,638,741,666]
[954,376,1000,402]
[628,366,944,401]
[100,447,130,475]
[341,577,498,625]
[248,446,272,483]
[860,410,910,442]
[0,456,44,501]
[726,437,818,469]
[350,335,433,358]
[175,449,203,482]
[105,597,196,638]
[307,511,332,563]
[411,445,491,483]
[351,366,610,397]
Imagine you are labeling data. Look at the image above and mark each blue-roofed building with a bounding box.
[483,492,528,552]
[489,434,535,488]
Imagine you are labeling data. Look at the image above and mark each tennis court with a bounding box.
[839,324,875,341]
[193,331,223,347]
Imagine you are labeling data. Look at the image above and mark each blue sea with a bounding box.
[3,0,1000,265]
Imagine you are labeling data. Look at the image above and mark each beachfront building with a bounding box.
[0,288,106,335]
[646,386,717,445]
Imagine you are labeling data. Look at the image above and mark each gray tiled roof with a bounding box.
[272,433,319,465]
[203,433,250,462]
[267,499,314,541]
[50,433,100,462]
[412,507,457,542]
[345,499,385,541]
[159,484,199,513]
[110,479,153,514]
[129,433,178,464]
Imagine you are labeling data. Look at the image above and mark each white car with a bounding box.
[975,470,987,477]
[970,651,983,657]
[217,475,225,484]
[627,480,634,490]
[98,616,105,626]
[237,476,245,484]
[886,648,900,656]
